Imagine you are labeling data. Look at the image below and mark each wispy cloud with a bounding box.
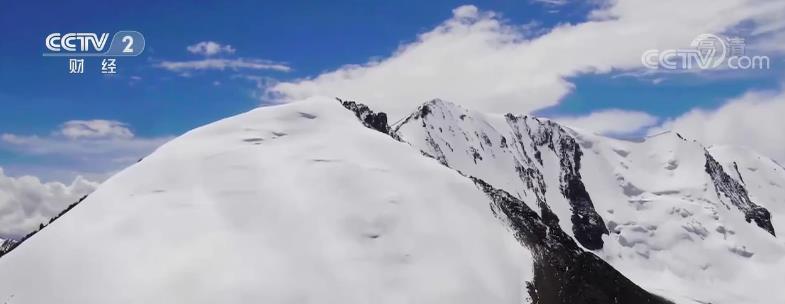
[651,85,785,163]
[159,41,291,78]
[232,74,282,101]
[0,133,168,158]
[531,0,569,6]
[157,58,291,72]
[186,41,236,56]
[57,120,134,140]
[553,110,659,136]
[0,120,172,182]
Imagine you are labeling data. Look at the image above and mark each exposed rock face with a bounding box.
[472,178,671,304]
[705,151,776,236]
[394,99,608,250]
[7,99,784,304]
[505,114,608,250]
[0,239,18,258]
[341,99,670,303]
[3,98,784,303]
[338,98,390,134]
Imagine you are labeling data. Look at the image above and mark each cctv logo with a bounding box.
[45,33,110,52]
[44,31,145,57]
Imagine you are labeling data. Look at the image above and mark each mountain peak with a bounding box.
[0,98,782,304]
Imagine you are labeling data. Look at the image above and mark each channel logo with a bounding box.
[43,31,146,57]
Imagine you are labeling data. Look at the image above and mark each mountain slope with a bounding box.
[574,129,785,303]
[0,97,782,303]
[0,97,538,303]
[342,99,670,304]
[393,100,609,251]
[709,145,785,235]
[391,99,785,304]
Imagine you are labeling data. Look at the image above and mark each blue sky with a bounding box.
[0,0,595,137]
[1,0,784,182]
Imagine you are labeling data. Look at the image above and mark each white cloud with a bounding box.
[451,5,479,18]
[161,41,290,76]
[651,86,785,163]
[554,109,658,135]
[158,58,291,72]
[58,120,134,140]
[0,133,168,158]
[186,41,236,56]
[267,1,785,119]
[0,120,172,183]
[532,0,569,6]
[0,167,97,239]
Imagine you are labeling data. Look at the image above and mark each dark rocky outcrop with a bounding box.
[0,239,18,258]
[472,178,672,304]
[506,115,609,250]
[705,151,776,236]
[339,99,671,303]
[390,100,609,250]
[337,98,390,134]
[555,132,609,251]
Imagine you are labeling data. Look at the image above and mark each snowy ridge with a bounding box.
[506,113,609,251]
[704,151,775,235]
[472,177,669,304]
[0,97,783,303]
[350,99,671,303]
[0,97,534,304]
[709,145,785,235]
[393,99,608,250]
[388,99,784,303]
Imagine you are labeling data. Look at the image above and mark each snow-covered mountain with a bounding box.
[0,97,782,303]
[390,99,785,303]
